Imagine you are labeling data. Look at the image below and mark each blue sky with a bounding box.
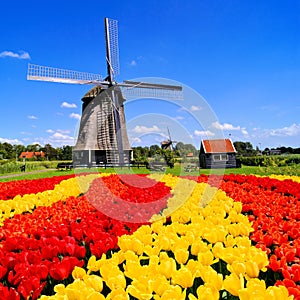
[0,0,299,150]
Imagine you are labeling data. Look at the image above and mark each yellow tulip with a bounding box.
[87,255,101,273]
[197,266,223,291]
[171,207,191,224]
[196,283,219,300]
[106,272,127,290]
[249,250,269,271]
[223,273,244,296]
[233,201,243,213]
[174,248,189,265]
[124,259,143,280]
[150,274,170,296]
[172,266,194,288]
[238,278,266,299]
[191,240,210,256]
[126,279,153,300]
[212,242,225,259]
[235,236,252,248]
[83,274,103,292]
[159,285,186,300]
[133,225,153,246]
[154,235,171,251]
[158,256,177,279]
[245,261,260,278]
[53,284,66,294]
[87,292,106,300]
[72,266,86,280]
[151,220,165,233]
[197,250,215,266]
[228,261,246,276]
[107,288,129,300]
[266,285,294,300]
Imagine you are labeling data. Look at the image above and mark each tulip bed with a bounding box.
[0,172,299,299]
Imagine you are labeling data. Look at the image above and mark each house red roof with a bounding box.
[19,151,45,159]
[201,139,236,153]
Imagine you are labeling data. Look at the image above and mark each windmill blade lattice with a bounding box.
[105,18,120,79]
[27,64,103,85]
[120,80,183,100]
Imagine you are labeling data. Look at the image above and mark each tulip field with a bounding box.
[0,171,299,299]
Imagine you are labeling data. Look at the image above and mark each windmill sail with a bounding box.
[105,18,120,81]
[120,80,183,100]
[27,64,103,85]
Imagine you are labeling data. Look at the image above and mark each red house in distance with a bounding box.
[19,151,45,160]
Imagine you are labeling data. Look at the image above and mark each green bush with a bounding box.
[239,155,300,167]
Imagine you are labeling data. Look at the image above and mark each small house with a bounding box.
[199,139,237,168]
[19,151,45,160]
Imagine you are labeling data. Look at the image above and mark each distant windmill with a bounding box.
[27,18,183,166]
[161,127,177,151]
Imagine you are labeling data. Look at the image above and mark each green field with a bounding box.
[0,162,299,182]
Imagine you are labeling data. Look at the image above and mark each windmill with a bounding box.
[161,127,177,151]
[27,18,183,167]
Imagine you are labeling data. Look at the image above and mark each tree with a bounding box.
[233,141,255,156]
[14,144,26,160]
[149,145,161,157]
[42,144,57,160]
[0,142,14,159]
[63,145,73,160]
[26,144,42,152]
[174,142,197,157]
[162,149,175,168]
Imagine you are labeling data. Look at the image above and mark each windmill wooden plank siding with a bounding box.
[199,139,237,168]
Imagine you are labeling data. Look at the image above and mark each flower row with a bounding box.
[187,173,300,299]
[40,175,292,299]
[0,174,172,299]
[0,174,100,226]
[0,175,75,200]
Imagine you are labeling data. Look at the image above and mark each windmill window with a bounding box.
[213,154,228,161]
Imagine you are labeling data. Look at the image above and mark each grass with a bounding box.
[0,163,299,182]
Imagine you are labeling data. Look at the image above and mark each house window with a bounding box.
[213,154,228,161]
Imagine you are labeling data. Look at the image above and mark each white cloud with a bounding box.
[190,105,202,111]
[52,132,72,140]
[130,60,137,66]
[0,50,30,60]
[269,123,300,137]
[194,130,215,137]
[241,128,249,135]
[47,132,76,146]
[69,113,81,120]
[212,121,241,130]
[57,129,71,134]
[61,101,77,108]
[212,121,248,136]
[28,115,37,120]
[172,116,185,121]
[0,137,23,144]
[20,131,32,135]
[130,137,142,144]
[132,125,161,134]
[46,129,55,133]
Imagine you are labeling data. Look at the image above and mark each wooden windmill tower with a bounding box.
[27,18,183,166]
